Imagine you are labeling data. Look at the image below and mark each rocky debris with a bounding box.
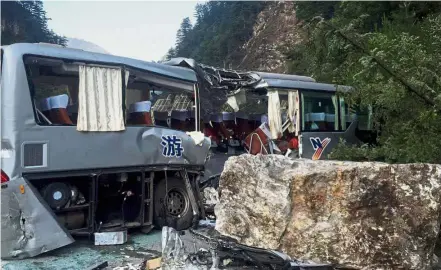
[203,187,220,208]
[238,2,303,73]
[214,154,441,269]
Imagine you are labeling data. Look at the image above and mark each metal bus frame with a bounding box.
[0,44,212,259]
[163,58,374,186]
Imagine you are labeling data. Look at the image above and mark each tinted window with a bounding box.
[301,91,337,131]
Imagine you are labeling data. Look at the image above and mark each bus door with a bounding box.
[298,90,362,160]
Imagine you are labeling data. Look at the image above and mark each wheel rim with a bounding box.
[166,188,188,216]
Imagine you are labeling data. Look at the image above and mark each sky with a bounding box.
[43,1,205,62]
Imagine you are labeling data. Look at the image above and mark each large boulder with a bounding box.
[214,154,441,269]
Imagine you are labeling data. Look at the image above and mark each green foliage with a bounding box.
[165,1,267,67]
[164,47,177,61]
[1,0,66,46]
[292,1,441,164]
[295,1,338,21]
[175,17,193,57]
[328,140,385,162]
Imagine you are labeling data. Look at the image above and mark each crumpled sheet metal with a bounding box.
[160,226,210,270]
[160,226,224,270]
[1,177,74,259]
[163,57,264,116]
[200,153,234,186]
[139,127,211,166]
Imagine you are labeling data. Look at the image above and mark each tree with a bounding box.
[167,1,267,67]
[175,17,193,57]
[164,47,177,61]
[289,1,441,163]
[1,0,66,46]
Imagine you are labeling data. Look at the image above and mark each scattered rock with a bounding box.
[203,187,220,207]
[214,154,441,269]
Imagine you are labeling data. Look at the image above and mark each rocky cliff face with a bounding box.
[214,154,441,269]
[237,2,303,73]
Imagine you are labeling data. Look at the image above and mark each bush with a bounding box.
[328,139,386,162]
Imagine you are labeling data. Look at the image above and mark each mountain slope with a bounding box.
[237,2,302,73]
[167,1,303,73]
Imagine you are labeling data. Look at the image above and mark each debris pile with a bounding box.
[214,154,441,269]
[147,224,333,270]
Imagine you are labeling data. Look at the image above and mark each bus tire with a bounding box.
[153,177,193,231]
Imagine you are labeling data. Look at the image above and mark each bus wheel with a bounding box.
[153,176,193,231]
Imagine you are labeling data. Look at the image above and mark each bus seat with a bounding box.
[325,113,335,130]
[170,110,190,131]
[67,104,78,124]
[222,112,235,128]
[211,113,232,139]
[39,97,52,120]
[248,114,262,130]
[304,113,310,123]
[153,111,169,127]
[188,110,203,131]
[203,115,219,145]
[308,113,326,131]
[222,112,236,137]
[40,94,73,125]
[128,101,152,126]
[244,122,271,155]
[235,111,251,140]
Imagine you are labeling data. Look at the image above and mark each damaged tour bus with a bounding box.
[1,44,373,259]
[1,43,212,259]
[164,58,374,188]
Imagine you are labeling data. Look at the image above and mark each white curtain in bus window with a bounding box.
[267,90,282,139]
[287,91,297,134]
[77,65,125,132]
[331,95,338,131]
[339,97,347,130]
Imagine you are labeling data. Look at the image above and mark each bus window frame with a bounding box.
[299,89,340,133]
[267,87,373,134]
[21,54,199,131]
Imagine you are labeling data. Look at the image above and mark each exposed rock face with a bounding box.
[214,154,441,269]
[238,2,303,73]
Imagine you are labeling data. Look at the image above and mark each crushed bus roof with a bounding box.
[164,57,352,93]
[261,79,353,92]
[255,71,316,83]
[1,43,198,83]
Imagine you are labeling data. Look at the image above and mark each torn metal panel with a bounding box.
[189,228,335,270]
[163,58,263,116]
[161,226,187,270]
[1,177,74,259]
[163,58,353,120]
[199,153,235,188]
[186,226,335,269]
[139,128,211,166]
[253,71,316,82]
